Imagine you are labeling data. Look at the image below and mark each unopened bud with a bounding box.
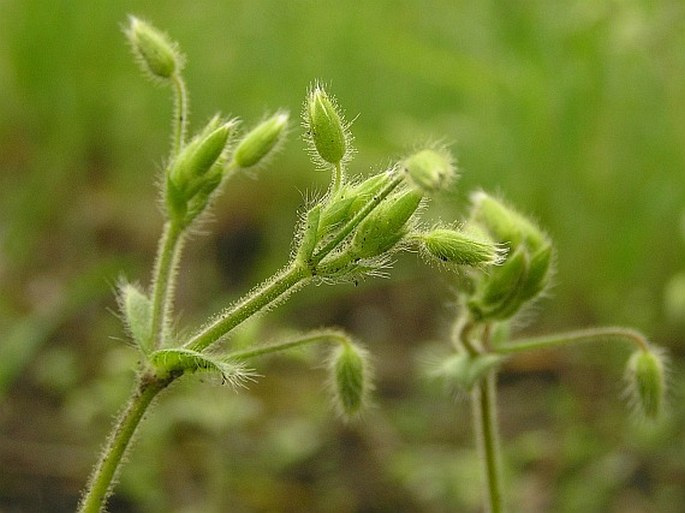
[351,189,422,259]
[304,84,348,165]
[625,347,667,420]
[125,16,182,80]
[329,341,371,418]
[420,228,502,267]
[233,111,289,168]
[402,148,457,194]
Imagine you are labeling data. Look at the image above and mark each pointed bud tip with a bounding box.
[125,15,181,80]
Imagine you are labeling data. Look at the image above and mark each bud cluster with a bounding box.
[165,117,236,224]
[466,192,553,321]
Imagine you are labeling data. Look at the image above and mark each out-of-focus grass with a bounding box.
[1,1,683,512]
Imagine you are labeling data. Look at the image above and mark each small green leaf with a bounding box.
[433,352,507,391]
[150,348,252,388]
[118,282,153,354]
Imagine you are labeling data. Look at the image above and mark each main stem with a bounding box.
[77,373,171,513]
[473,371,505,513]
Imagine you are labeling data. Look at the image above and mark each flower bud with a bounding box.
[468,247,529,321]
[125,16,182,80]
[402,148,457,194]
[318,173,390,236]
[329,341,371,418]
[351,189,422,259]
[304,84,348,165]
[467,192,554,320]
[233,111,289,168]
[625,347,667,420]
[166,119,235,219]
[420,228,503,267]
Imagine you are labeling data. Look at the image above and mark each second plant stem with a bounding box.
[473,370,505,513]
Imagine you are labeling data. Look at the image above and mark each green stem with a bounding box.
[171,73,189,158]
[473,371,505,513]
[185,263,312,353]
[77,373,172,513]
[228,329,349,361]
[499,326,649,355]
[149,221,184,349]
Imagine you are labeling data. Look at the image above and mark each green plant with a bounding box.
[77,16,668,513]
[77,17,498,513]
[428,191,668,513]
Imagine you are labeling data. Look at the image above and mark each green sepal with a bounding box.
[150,348,250,387]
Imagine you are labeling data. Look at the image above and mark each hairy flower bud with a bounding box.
[166,118,235,220]
[233,111,289,168]
[351,189,422,259]
[125,16,182,80]
[625,347,667,420]
[420,228,503,267]
[329,341,371,418]
[402,148,457,194]
[304,84,349,165]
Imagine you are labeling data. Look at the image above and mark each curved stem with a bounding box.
[149,221,184,349]
[77,373,172,513]
[473,371,505,513]
[499,326,649,355]
[228,329,349,361]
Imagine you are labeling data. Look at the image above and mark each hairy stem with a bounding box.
[171,73,189,158]
[472,371,505,513]
[185,263,312,353]
[149,221,184,349]
[77,373,172,513]
[499,326,649,355]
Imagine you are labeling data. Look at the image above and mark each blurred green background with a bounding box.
[1,1,684,512]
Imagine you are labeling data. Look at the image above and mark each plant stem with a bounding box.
[185,263,312,353]
[228,329,349,361]
[77,373,171,513]
[499,326,649,355]
[472,371,505,513]
[150,221,184,349]
[171,73,189,158]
